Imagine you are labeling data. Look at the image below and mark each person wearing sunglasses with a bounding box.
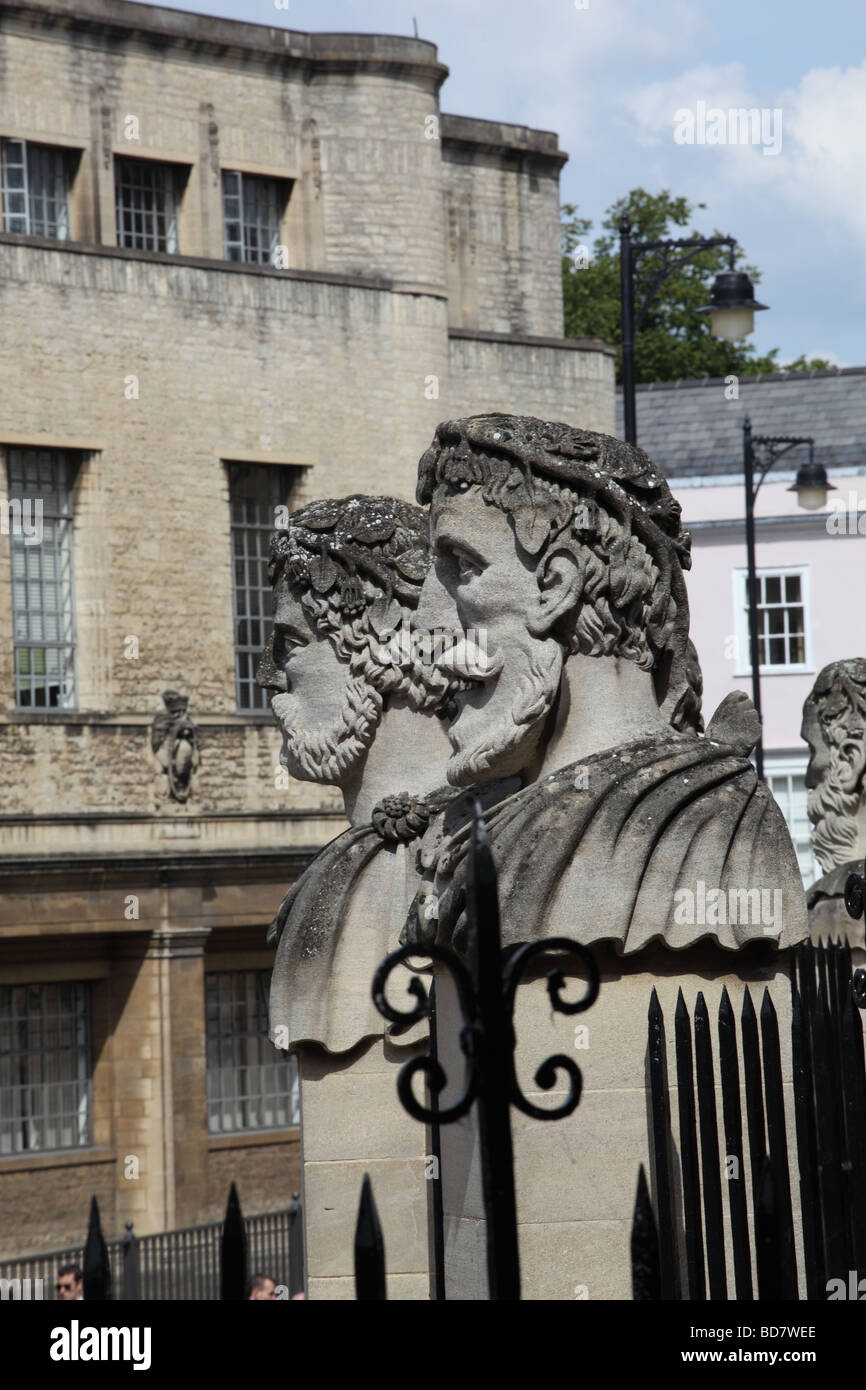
[56,1265,83,1300]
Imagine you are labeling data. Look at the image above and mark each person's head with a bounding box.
[415,414,696,785]
[257,495,454,788]
[248,1273,276,1300]
[57,1264,83,1300]
[803,659,866,871]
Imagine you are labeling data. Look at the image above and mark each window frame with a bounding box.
[221,169,289,267]
[732,564,813,676]
[763,752,820,888]
[204,969,299,1136]
[227,462,300,713]
[0,980,93,1156]
[1,137,72,240]
[5,445,79,711]
[114,154,183,254]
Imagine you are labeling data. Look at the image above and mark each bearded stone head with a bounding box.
[256,495,453,787]
[414,414,698,787]
[803,658,866,872]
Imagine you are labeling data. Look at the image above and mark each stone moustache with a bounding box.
[405,414,807,954]
[259,494,476,1055]
[803,658,866,944]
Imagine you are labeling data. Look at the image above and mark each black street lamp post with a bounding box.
[742,420,833,781]
[619,216,767,446]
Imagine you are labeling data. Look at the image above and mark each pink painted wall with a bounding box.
[673,472,866,751]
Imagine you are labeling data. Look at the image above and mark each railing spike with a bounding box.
[631,1165,661,1300]
[220,1181,247,1301]
[354,1173,386,1300]
[83,1194,111,1302]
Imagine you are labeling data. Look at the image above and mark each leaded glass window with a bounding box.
[7,447,77,709]
[205,970,299,1133]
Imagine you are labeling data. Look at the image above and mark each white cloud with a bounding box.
[626,58,866,247]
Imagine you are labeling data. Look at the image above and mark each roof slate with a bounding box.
[613,369,866,477]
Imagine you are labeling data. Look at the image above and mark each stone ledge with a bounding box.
[449,327,615,356]
[441,113,568,167]
[208,1128,299,1152]
[0,1145,116,1175]
[0,711,279,725]
[0,233,449,298]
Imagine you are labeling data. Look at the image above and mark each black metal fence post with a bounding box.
[83,1195,111,1301]
[288,1192,305,1299]
[121,1220,141,1301]
[631,1165,661,1300]
[220,1182,247,1301]
[354,1174,386,1300]
[468,805,520,1300]
[369,797,600,1301]
[647,988,679,1299]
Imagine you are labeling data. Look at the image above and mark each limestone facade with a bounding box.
[0,0,613,1265]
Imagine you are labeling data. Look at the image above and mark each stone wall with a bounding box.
[442,118,566,336]
[448,331,616,435]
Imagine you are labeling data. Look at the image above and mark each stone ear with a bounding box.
[528,546,583,637]
[836,734,866,794]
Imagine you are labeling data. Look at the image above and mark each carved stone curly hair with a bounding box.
[806,659,866,869]
[417,414,699,726]
[266,494,452,712]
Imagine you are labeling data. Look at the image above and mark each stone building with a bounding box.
[617,367,866,887]
[0,0,613,1258]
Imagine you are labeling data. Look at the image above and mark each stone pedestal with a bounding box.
[434,943,802,1300]
[298,1037,432,1300]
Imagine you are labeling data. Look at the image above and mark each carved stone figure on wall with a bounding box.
[151,690,200,803]
[803,658,866,941]
[257,495,502,1055]
[405,414,807,954]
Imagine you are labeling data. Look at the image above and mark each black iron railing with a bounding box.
[0,1194,302,1300]
[634,936,866,1301]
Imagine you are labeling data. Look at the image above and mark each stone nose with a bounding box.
[255,634,286,693]
[414,563,462,638]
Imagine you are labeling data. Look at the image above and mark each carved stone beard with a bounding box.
[271,673,382,785]
[807,751,863,871]
[446,638,563,787]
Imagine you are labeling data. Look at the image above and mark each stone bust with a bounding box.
[803,658,866,941]
[406,413,807,955]
[257,494,462,1054]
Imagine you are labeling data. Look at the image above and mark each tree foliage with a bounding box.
[562,189,831,384]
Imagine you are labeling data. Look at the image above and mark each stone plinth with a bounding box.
[434,943,802,1301]
[298,1037,432,1300]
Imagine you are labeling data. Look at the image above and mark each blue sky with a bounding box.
[149,0,865,367]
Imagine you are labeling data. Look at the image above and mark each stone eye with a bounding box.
[454,551,481,583]
[274,630,304,666]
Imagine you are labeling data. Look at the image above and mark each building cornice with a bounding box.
[450,327,614,356]
[615,366,866,393]
[0,0,449,87]
[687,511,865,539]
[440,114,568,168]
[0,232,451,300]
[0,846,320,881]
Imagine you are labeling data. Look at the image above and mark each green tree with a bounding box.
[562,189,830,383]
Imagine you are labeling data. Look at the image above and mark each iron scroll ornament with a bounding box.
[371,801,600,1129]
